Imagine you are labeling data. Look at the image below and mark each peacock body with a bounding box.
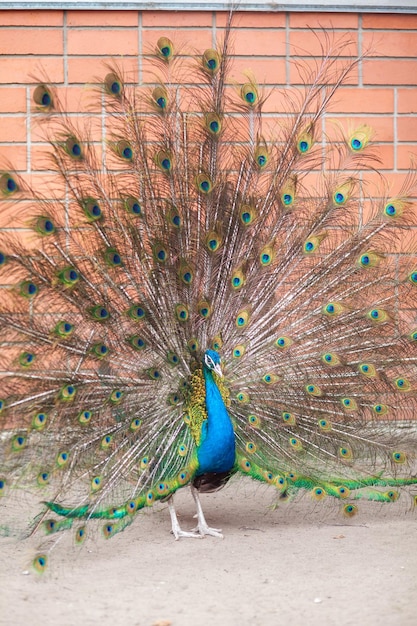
[1,24,417,571]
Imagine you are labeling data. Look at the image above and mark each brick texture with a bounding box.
[0,10,415,244]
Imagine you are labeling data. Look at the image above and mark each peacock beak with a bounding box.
[213,363,223,377]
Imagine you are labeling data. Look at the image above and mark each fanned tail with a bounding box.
[0,25,416,571]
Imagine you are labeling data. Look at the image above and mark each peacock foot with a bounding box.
[190,522,223,539]
[171,527,203,540]
[168,496,203,540]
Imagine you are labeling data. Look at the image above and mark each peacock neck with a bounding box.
[196,367,236,476]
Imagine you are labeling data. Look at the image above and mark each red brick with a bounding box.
[366,171,413,192]
[232,29,286,56]
[0,57,64,85]
[0,144,27,170]
[67,29,138,56]
[363,32,417,58]
[398,117,417,142]
[0,116,26,142]
[363,60,417,86]
[261,86,319,114]
[362,14,417,29]
[398,89,417,114]
[397,145,417,170]
[0,88,27,113]
[290,58,358,87]
[67,11,139,27]
[0,10,63,26]
[31,115,102,144]
[290,30,357,58]
[142,11,213,28]
[216,12,286,28]
[289,13,358,29]
[228,57,286,85]
[372,143,394,170]
[67,57,138,84]
[329,87,394,114]
[0,28,63,55]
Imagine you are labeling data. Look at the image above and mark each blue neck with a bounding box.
[196,368,236,476]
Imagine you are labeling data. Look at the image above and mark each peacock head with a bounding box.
[203,349,223,377]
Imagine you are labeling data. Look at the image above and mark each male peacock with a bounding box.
[0,24,417,572]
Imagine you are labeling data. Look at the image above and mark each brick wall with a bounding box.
[0,10,416,182]
[0,9,416,243]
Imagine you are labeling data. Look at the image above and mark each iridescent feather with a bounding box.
[0,23,416,572]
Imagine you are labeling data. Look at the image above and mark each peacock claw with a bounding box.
[191,524,223,539]
[171,529,203,540]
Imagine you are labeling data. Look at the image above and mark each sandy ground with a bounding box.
[1,478,416,626]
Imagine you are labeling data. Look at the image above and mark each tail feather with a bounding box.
[0,25,417,570]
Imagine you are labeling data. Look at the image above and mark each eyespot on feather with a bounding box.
[235,309,250,328]
[240,82,258,107]
[282,412,296,425]
[126,304,146,321]
[259,243,275,267]
[33,84,54,110]
[322,301,344,317]
[347,125,373,152]
[197,300,211,319]
[18,280,38,298]
[296,126,314,153]
[239,204,257,226]
[254,142,269,169]
[63,136,83,160]
[231,267,246,290]
[80,197,102,222]
[393,377,411,392]
[358,363,377,378]
[154,150,173,173]
[156,37,174,61]
[342,503,358,518]
[104,73,123,97]
[305,383,323,397]
[275,336,293,350]
[366,308,390,324]
[89,305,110,322]
[280,177,297,207]
[383,197,410,219]
[175,303,189,322]
[123,196,142,216]
[357,251,383,269]
[333,180,354,206]
[205,112,222,136]
[152,86,168,111]
[205,231,222,253]
[321,352,341,367]
[33,215,55,236]
[340,397,358,412]
[304,233,326,254]
[195,173,213,194]
[232,344,246,358]
[202,49,221,74]
[113,140,134,161]
[0,173,19,196]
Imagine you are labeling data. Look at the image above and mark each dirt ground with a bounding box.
[1,478,416,626]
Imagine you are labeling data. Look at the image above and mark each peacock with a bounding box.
[1,22,417,573]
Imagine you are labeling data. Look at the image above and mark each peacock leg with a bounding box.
[167,495,202,540]
[190,485,223,538]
